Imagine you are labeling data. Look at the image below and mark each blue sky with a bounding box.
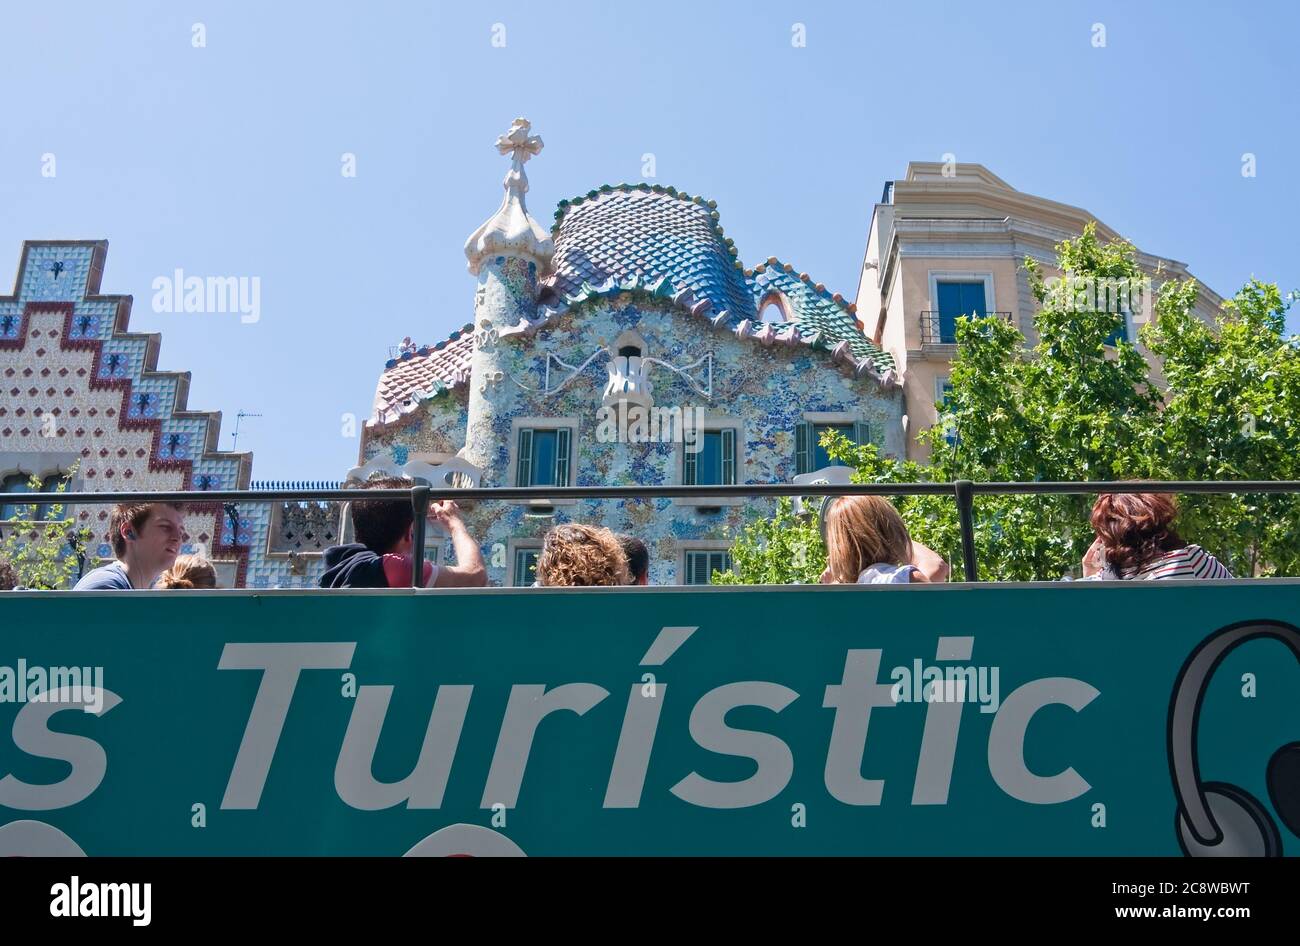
[3,0,1296,479]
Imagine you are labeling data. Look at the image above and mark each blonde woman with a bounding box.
[536,524,631,587]
[156,554,218,589]
[820,495,950,584]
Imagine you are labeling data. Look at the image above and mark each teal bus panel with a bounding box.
[0,581,1297,855]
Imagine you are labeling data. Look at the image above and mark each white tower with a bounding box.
[462,118,554,482]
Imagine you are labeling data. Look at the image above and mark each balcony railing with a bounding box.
[6,480,1300,587]
[920,311,1013,345]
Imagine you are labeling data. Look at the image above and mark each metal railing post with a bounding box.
[410,485,431,588]
[954,479,978,582]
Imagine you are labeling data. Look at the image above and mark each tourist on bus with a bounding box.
[319,477,487,589]
[617,534,650,585]
[157,554,218,589]
[1081,492,1232,580]
[536,523,630,587]
[73,501,185,590]
[819,495,950,584]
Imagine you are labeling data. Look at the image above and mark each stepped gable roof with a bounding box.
[0,239,254,581]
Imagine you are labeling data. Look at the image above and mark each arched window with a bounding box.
[0,473,67,522]
[0,473,32,522]
[757,293,792,325]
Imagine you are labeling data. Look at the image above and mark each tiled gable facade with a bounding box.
[0,241,326,589]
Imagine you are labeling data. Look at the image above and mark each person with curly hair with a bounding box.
[157,554,218,589]
[1082,493,1232,580]
[536,523,630,587]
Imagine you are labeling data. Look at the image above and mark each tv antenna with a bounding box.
[230,411,263,451]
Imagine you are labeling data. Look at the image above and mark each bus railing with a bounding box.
[4,480,1300,586]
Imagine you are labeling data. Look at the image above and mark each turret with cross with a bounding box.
[461,118,554,480]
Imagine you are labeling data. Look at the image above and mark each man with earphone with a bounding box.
[72,501,185,590]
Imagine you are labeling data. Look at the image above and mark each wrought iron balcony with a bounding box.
[920,311,1014,345]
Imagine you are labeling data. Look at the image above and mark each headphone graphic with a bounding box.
[817,495,840,546]
[1168,620,1300,856]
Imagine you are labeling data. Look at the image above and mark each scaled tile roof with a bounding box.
[371,323,474,426]
[533,183,893,376]
[747,260,894,370]
[374,184,900,425]
[542,184,756,322]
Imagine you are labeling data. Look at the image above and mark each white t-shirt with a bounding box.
[856,563,919,584]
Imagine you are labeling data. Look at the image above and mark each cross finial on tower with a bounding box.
[464,117,554,276]
[494,118,543,198]
[496,118,543,163]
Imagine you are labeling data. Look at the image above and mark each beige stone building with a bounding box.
[854,163,1224,461]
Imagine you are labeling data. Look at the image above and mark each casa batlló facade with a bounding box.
[360,119,904,586]
[0,120,903,587]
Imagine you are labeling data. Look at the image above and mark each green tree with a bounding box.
[816,223,1161,582]
[712,498,825,584]
[722,223,1299,582]
[908,223,1162,579]
[1142,279,1300,575]
[0,464,93,590]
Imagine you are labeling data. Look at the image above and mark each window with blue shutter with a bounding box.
[797,422,882,473]
[1104,315,1128,347]
[853,421,882,453]
[683,429,737,486]
[812,423,854,471]
[684,550,732,585]
[515,429,533,487]
[795,421,812,475]
[516,428,572,487]
[936,281,987,344]
[554,428,570,487]
[0,474,32,522]
[0,473,64,522]
[512,547,540,587]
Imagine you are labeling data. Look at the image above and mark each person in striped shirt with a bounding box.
[1081,492,1233,581]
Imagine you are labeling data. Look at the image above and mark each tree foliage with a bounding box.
[711,498,825,585]
[1142,279,1300,575]
[0,464,93,590]
[721,223,1300,582]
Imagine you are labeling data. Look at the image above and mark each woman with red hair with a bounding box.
[1082,493,1232,580]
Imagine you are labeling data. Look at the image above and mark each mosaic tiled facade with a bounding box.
[0,241,325,589]
[360,120,905,585]
[3,122,905,588]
